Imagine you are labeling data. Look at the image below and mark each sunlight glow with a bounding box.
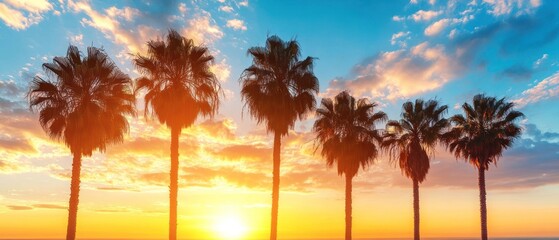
[212,214,249,239]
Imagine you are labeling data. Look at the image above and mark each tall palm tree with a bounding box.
[382,99,448,240]
[443,94,523,240]
[240,35,319,240]
[28,45,135,240]
[134,29,221,240]
[313,91,386,240]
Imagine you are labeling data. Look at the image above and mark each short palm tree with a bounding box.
[443,94,523,240]
[383,99,448,240]
[313,91,386,240]
[28,45,135,240]
[134,29,221,240]
[240,35,319,240]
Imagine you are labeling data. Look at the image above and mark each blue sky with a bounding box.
[1,0,559,238]
[1,0,559,130]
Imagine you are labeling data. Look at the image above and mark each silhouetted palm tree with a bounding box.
[240,35,319,240]
[313,91,386,240]
[28,45,135,240]
[383,99,448,240]
[134,29,221,240]
[443,94,523,240]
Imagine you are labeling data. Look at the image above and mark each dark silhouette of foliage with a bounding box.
[28,45,135,240]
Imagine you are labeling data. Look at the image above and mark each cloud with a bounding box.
[0,136,35,153]
[483,0,540,16]
[32,204,66,209]
[67,0,147,53]
[0,3,30,30]
[513,71,559,107]
[392,15,405,22]
[391,31,410,45]
[0,160,23,174]
[182,12,224,45]
[219,6,234,13]
[210,58,232,82]
[238,0,249,7]
[0,0,53,30]
[178,3,187,15]
[534,53,548,67]
[212,144,271,162]
[411,10,442,22]
[326,42,461,100]
[498,64,533,81]
[68,33,84,45]
[425,19,451,36]
[105,6,140,22]
[523,123,559,142]
[6,205,32,210]
[68,1,225,56]
[0,80,20,96]
[226,19,247,31]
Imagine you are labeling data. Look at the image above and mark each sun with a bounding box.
[212,214,249,239]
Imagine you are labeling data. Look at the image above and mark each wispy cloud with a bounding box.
[514,71,559,107]
[411,10,442,22]
[391,31,410,46]
[483,0,540,16]
[0,0,52,30]
[425,18,451,36]
[226,19,247,31]
[67,0,147,53]
[219,6,234,13]
[68,33,83,45]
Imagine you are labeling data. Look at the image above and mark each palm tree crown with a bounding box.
[240,35,319,135]
[383,99,449,182]
[444,94,523,170]
[314,91,386,178]
[134,29,221,128]
[29,45,135,155]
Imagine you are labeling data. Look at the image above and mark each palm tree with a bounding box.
[133,29,221,240]
[240,35,319,240]
[313,91,386,240]
[443,94,523,240]
[382,99,448,240]
[28,45,135,240]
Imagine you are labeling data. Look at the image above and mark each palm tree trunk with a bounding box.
[270,132,281,240]
[345,174,353,240]
[479,166,488,240]
[66,152,81,240]
[413,178,420,240]
[169,127,181,240]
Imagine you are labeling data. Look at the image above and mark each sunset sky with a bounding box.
[1,0,559,239]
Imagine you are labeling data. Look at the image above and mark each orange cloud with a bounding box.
[0,0,52,30]
[326,42,461,100]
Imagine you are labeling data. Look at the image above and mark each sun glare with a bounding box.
[213,214,249,239]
